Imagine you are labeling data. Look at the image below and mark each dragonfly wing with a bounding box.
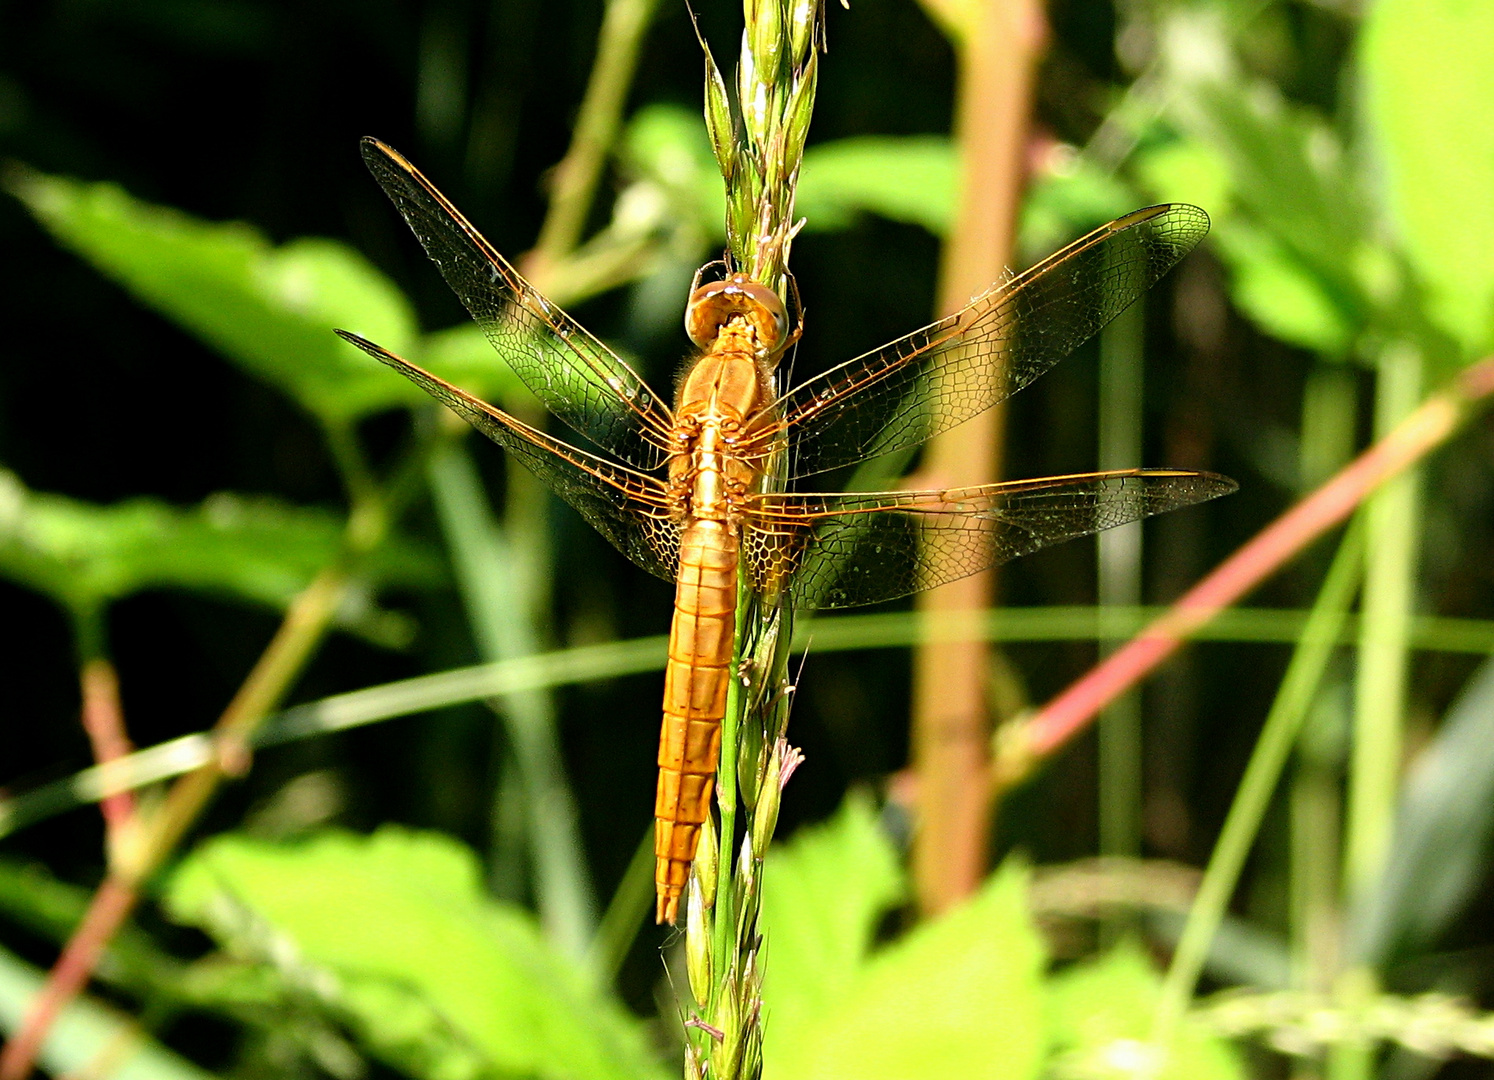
[338,331,680,582]
[762,205,1210,477]
[361,138,675,470]
[742,469,1236,610]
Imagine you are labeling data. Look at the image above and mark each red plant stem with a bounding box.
[0,566,348,1080]
[0,878,139,1080]
[1014,355,1494,771]
[78,658,135,834]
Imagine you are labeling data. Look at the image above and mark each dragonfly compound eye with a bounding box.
[685,274,789,355]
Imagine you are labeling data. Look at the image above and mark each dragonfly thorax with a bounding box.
[684,273,788,359]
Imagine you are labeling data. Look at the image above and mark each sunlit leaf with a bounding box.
[0,469,438,634]
[1144,15,1374,358]
[760,791,904,1041]
[1214,222,1358,356]
[797,136,956,235]
[1047,941,1244,1080]
[6,168,423,423]
[1362,0,1494,358]
[166,827,667,1080]
[767,857,1044,1080]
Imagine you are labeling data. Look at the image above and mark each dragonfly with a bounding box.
[338,137,1236,924]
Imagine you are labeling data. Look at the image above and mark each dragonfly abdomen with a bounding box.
[655,517,738,924]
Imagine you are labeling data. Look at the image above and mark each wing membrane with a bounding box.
[337,331,680,582]
[361,138,675,470]
[758,205,1210,476]
[741,469,1236,610]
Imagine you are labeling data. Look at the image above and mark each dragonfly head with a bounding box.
[685,274,789,361]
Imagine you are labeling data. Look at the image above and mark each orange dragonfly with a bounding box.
[338,137,1235,924]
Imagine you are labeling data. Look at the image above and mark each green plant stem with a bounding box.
[1097,303,1145,865]
[529,0,661,270]
[18,605,1494,841]
[710,583,753,997]
[1345,345,1424,901]
[427,440,596,960]
[1290,362,1358,998]
[1153,515,1365,1047]
[589,826,656,984]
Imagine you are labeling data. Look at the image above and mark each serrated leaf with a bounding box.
[6,168,422,423]
[0,469,438,622]
[766,857,1044,1080]
[1361,0,1494,358]
[1047,941,1244,1080]
[796,136,956,235]
[165,827,666,1080]
[760,792,904,1038]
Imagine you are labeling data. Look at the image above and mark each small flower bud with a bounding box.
[685,876,713,1005]
[696,811,719,909]
[703,52,737,179]
[748,0,784,84]
[712,979,742,1080]
[750,750,782,863]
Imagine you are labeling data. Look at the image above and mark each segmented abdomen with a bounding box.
[654,518,737,924]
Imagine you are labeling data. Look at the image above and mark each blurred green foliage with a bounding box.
[3,0,1494,1077]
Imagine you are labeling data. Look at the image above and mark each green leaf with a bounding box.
[1136,120,1362,357]
[766,857,1045,1080]
[1018,161,1139,262]
[165,827,665,1080]
[0,469,438,630]
[797,136,956,235]
[620,103,727,239]
[1351,656,1494,964]
[6,168,421,423]
[1362,0,1494,358]
[0,941,214,1080]
[760,792,904,1036]
[1047,941,1244,1080]
[1214,221,1358,356]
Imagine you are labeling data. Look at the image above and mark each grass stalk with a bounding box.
[1344,344,1424,900]
[427,440,597,959]
[1152,514,1365,1046]
[18,604,1494,841]
[1097,302,1146,865]
[685,0,820,1074]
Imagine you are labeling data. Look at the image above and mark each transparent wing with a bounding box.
[361,138,675,470]
[337,331,680,582]
[755,205,1210,477]
[741,469,1236,610]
